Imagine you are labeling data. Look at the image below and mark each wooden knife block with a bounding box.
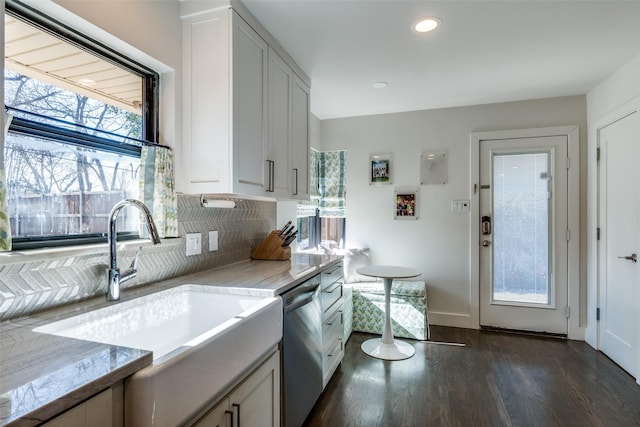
[251,230,291,261]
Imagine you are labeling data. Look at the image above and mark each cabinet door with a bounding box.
[183,9,232,193]
[193,397,231,427]
[229,350,280,427]
[291,74,310,200]
[42,389,112,427]
[267,48,293,197]
[232,12,268,196]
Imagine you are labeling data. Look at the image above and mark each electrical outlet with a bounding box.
[185,233,202,256]
[209,231,219,251]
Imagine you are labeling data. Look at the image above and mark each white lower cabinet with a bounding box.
[194,350,280,427]
[320,261,345,387]
[42,388,113,427]
[193,399,229,427]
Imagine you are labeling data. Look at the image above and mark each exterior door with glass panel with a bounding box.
[479,136,568,334]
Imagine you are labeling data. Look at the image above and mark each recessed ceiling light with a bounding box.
[77,78,96,87]
[413,17,440,33]
[372,81,388,89]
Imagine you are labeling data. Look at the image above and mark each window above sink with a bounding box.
[3,1,159,250]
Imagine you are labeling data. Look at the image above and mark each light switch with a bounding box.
[209,231,218,251]
[185,233,202,256]
[451,200,470,212]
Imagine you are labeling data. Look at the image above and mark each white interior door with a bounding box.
[480,136,569,334]
[598,111,640,378]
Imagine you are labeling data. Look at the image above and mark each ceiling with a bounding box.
[4,14,142,114]
[241,0,640,120]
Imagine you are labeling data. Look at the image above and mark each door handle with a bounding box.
[617,253,637,263]
[482,240,491,247]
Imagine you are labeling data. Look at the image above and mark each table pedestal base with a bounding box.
[361,338,415,360]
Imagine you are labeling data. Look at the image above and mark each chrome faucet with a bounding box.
[107,199,161,301]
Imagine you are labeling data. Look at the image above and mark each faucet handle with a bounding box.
[118,245,142,287]
[129,245,143,271]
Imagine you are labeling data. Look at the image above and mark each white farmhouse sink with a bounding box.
[34,284,282,426]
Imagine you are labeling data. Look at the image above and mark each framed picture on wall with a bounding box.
[369,153,392,185]
[420,150,448,185]
[394,187,419,220]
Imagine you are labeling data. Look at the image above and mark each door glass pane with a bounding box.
[492,152,551,304]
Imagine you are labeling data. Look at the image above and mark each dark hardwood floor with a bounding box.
[304,326,640,427]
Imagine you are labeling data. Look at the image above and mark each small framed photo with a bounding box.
[369,153,392,185]
[394,187,419,220]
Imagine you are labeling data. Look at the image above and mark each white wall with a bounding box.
[319,96,587,328]
[585,52,640,347]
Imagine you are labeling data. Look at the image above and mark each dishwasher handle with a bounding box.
[284,284,319,313]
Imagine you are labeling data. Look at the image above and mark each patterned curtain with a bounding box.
[318,150,346,218]
[296,149,320,217]
[0,112,13,251]
[139,145,178,238]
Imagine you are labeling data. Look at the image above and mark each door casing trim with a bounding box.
[469,126,582,340]
[588,97,640,350]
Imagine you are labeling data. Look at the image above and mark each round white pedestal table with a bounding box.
[355,265,420,361]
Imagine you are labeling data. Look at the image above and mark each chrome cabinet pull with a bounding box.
[293,168,299,195]
[265,160,275,192]
[232,403,240,427]
[326,310,343,326]
[225,409,233,427]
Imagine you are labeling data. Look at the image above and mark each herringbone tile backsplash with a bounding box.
[0,195,276,320]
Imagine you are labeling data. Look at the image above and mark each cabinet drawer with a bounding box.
[322,336,344,385]
[321,281,343,314]
[323,294,343,322]
[322,308,344,351]
[321,261,343,288]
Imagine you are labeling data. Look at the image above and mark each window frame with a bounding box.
[4,0,160,250]
[297,209,346,251]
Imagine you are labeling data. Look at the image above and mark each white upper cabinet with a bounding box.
[267,48,293,198]
[182,8,268,197]
[292,74,310,200]
[182,5,310,200]
[233,14,269,196]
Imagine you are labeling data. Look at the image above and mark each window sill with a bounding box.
[0,237,182,265]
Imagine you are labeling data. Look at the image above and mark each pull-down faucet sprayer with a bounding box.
[107,199,161,301]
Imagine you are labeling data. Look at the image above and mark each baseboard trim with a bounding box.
[480,325,567,339]
[428,311,471,329]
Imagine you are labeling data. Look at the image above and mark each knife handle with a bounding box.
[278,221,292,235]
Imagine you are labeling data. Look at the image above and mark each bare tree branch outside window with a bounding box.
[4,70,143,238]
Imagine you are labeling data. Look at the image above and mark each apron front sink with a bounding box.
[34,284,282,426]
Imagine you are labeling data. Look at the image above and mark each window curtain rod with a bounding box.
[4,106,168,150]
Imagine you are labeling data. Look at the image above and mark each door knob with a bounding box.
[617,253,637,263]
[482,240,491,247]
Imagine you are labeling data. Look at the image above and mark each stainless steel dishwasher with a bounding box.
[282,273,323,427]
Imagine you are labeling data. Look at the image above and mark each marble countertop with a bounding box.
[0,253,341,426]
